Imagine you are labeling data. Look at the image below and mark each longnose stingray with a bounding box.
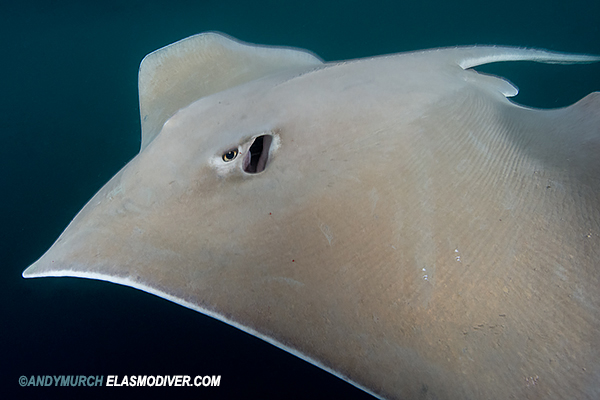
[23,32,600,399]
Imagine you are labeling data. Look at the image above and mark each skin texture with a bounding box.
[23,33,600,399]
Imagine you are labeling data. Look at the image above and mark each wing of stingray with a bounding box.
[23,34,600,400]
[138,32,323,150]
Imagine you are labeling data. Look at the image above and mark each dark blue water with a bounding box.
[2,1,599,399]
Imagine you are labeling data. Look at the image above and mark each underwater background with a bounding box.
[2,0,599,399]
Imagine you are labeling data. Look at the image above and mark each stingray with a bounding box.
[23,32,600,399]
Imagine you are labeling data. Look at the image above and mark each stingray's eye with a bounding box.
[222,149,238,162]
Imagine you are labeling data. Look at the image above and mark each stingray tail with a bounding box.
[443,46,600,69]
